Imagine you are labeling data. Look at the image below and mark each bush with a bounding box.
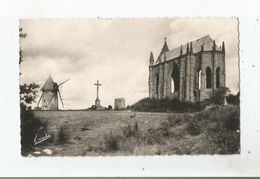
[81,123,90,131]
[207,129,240,154]
[166,114,184,126]
[195,104,240,131]
[187,120,201,136]
[121,122,139,138]
[226,92,240,105]
[103,131,121,151]
[199,105,240,154]
[198,99,211,109]
[57,126,70,144]
[107,105,113,110]
[20,110,47,156]
[20,83,39,111]
[196,105,237,121]
[210,87,229,105]
[144,114,190,145]
[146,117,176,142]
[130,98,205,113]
[159,120,171,137]
[144,128,165,145]
[224,110,240,131]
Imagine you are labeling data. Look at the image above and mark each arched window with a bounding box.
[156,73,159,95]
[171,78,175,93]
[206,67,212,89]
[171,63,180,92]
[216,67,221,88]
[198,70,201,89]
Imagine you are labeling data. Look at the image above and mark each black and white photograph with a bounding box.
[19,18,240,157]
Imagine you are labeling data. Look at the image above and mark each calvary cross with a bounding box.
[94,80,102,100]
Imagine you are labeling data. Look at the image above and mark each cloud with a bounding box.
[20,18,239,109]
[166,17,239,93]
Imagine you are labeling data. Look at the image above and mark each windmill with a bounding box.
[37,76,69,110]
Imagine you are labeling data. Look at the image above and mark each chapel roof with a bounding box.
[155,35,221,64]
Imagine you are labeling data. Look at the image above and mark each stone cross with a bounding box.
[94,80,102,100]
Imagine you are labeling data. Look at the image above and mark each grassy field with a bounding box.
[28,105,240,156]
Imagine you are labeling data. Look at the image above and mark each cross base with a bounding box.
[95,98,100,107]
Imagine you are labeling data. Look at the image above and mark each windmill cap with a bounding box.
[41,76,56,91]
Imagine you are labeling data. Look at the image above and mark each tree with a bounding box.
[211,87,230,105]
[19,27,43,155]
[19,27,39,110]
[226,91,240,105]
[20,83,40,110]
[19,27,27,65]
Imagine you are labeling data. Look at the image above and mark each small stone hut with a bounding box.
[114,98,126,110]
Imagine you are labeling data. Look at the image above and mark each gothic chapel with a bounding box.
[148,35,226,102]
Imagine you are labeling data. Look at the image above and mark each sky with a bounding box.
[20,18,239,109]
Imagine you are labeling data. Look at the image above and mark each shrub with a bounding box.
[207,129,240,154]
[81,124,90,131]
[144,128,165,145]
[200,105,240,154]
[170,129,186,141]
[145,116,176,141]
[196,105,238,121]
[107,105,113,110]
[20,110,47,156]
[166,114,183,127]
[210,87,230,105]
[198,99,211,109]
[130,98,205,113]
[187,120,201,136]
[144,114,188,144]
[90,105,96,110]
[119,137,139,153]
[103,131,121,151]
[121,122,139,138]
[20,83,39,111]
[159,120,171,136]
[224,110,240,131]
[194,104,239,130]
[196,106,221,122]
[226,92,240,105]
[57,126,70,144]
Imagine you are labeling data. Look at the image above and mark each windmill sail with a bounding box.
[37,94,43,108]
[58,90,64,107]
[46,93,56,107]
[58,79,70,86]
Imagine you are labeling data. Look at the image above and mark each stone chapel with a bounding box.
[148,35,226,102]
